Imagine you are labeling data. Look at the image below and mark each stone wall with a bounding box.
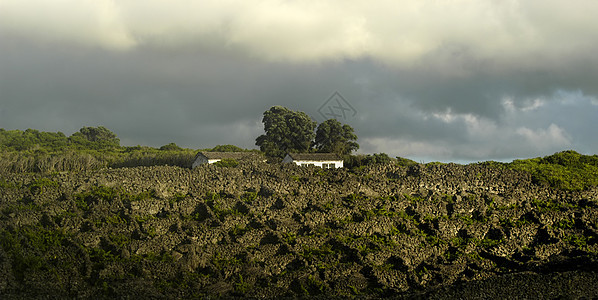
[0,162,597,298]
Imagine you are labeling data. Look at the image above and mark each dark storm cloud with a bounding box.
[1,1,597,161]
[0,36,355,148]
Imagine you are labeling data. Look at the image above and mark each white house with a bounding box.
[282,153,343,168]
[192,152,260,168]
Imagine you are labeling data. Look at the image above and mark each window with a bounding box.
[323,163,335,169]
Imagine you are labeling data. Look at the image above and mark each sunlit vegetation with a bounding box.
[2,128,598,193]
[507,150,598,191]
[0,127,255,173]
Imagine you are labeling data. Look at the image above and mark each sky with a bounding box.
[1,0,597,163]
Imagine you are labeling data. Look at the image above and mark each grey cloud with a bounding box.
[1,1,598,162]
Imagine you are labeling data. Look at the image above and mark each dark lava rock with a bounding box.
[0,164,597,299]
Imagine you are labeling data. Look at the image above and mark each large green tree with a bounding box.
[256,106,317,157]
[314,119,359,155]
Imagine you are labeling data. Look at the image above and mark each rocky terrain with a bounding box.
[0,162,597,299]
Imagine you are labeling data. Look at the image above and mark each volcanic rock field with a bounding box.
[1,162,597,298]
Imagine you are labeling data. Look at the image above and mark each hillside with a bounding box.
[1,160,597,298]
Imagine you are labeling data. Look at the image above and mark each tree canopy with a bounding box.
[210,145,245,152]
[314,119,359,155]
[68,126,120,149]
[159,143,183,151]
[256,106,317,157]
[0,126,120,152]
[0,129,67,151]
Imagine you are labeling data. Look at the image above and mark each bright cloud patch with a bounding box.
[516,124,570,150]
[1,0,597,66]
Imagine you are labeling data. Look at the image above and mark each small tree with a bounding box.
[159,143,183,151]
[314,119,359,155]
[256,106,316,157]
[69,126,120,149]
[210,145,245,152]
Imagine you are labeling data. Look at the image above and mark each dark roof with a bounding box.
[286,153,343,161]
[197,152,259,160]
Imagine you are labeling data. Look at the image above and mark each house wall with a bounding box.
[291,160,343,168]
[192,156,223,168]
[282,154,343,168]
[282,155,294,164]
[192,155,207,168]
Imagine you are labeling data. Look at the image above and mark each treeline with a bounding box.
[0,147,198,174]
[0,127,207,173]
[2,128,598,191]
[343,153,417,168]
[0,127,120,152]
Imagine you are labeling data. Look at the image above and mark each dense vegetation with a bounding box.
[0,128,252,173]
[2,127,597,192]
[0,127,120,152]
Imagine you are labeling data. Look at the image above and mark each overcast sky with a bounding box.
[1,0,597,162]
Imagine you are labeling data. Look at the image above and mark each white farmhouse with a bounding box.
[192,152,260,168]
[282,153,343,168]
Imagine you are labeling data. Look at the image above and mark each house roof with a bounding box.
[196,151,259,160]
[286,153,343,161]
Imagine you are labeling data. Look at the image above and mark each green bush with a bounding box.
[159,143,183,151]
[344,153,393,168]
[210,145,245,152]
[395,157,418,167]
[213,159,239,168]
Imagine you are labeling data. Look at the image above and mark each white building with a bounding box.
[192,152,260,168]
[282,153,343,168]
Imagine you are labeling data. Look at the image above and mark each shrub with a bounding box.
[344,153,393,169]
[210,145,245,152]
[159,143,183,151]
[214,159,239,168]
